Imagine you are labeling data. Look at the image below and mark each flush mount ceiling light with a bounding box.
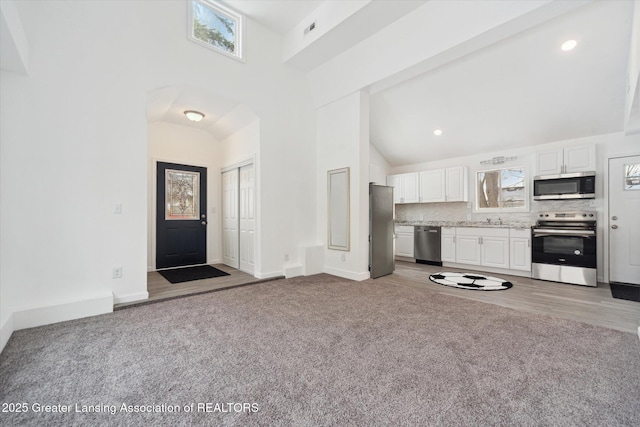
[561,39,577,51]
[184,110,205,122]
[433,129,443,136]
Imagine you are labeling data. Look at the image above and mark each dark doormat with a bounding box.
[159,265,230,284]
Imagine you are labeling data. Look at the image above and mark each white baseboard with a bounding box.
[12,293,114,331]
[0,314,14,354]
[324,267,370,281]
[113,291,149,305]
[254,270,283,280]
[284,264,303,278]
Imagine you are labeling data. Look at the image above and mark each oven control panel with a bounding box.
[537,211,596,221]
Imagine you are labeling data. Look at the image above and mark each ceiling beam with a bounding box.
[624,0,640,135]
[0,0,29,75]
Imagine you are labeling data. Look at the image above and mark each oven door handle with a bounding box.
[532,228,595,237]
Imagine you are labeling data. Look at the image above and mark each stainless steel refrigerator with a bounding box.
[369,183,395,278]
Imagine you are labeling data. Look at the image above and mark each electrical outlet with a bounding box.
[113,203,122,214]
[284,254,289,262]
[340,253,346,262]
[112,267,122,279]
[466,214,472,220]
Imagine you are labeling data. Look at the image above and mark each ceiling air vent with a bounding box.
[304,21,316,35]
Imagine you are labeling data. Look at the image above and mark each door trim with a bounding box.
[221,156,258,275]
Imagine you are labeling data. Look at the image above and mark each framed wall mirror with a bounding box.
[328,167,350,251]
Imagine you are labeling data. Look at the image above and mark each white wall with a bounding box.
[0,0,316,350]
[147,121,224,271]
[369,143,391,185]
[317,91,370,281]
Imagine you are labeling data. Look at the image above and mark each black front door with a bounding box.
[156,162,207,269]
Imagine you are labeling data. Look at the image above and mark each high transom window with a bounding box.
[188,0,243,60]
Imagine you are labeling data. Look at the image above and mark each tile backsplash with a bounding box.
[396,200,593,225]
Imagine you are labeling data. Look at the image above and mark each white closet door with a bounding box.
[239,164,255,274]
[222,169,239,268]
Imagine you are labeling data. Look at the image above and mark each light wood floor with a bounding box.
[114,264,267,309]
[385,261,640,334]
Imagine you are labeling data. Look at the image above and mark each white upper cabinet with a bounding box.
[536,144,596,176]
[387,172,419,204]
[415,166,468,203]
[564,145,596,173]
[387,175,402,203]
[419,169,445,202]
[445,166,468,202]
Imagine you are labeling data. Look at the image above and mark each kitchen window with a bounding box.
[188,0,243,60]
[475,166,528,212]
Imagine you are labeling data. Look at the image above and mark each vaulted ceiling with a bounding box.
[369,0,634,165]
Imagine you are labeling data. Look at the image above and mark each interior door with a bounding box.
[222,169,239,269]
[156,162,207,269]
[369,184,394,278]
[609,155,640,285]
[239,164,255,274]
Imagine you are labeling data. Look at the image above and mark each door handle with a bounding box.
[611,225,618,229]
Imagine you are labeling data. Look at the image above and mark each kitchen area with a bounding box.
[382,142,639,306]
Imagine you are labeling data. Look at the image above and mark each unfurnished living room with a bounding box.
[1,1,639,425]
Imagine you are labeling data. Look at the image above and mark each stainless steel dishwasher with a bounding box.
[414,226,442,266]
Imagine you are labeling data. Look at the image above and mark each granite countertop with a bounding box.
[395,220,534,229]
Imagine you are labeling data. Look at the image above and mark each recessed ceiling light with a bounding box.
[561,39,577,51]
[434,129,443,136]
[184,110,205,122]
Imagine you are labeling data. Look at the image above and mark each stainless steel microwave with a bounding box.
[533,172,595,200]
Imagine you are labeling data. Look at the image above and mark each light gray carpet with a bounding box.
[1,274,639,426]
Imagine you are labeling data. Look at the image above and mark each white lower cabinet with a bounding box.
[509,228,532,271]
[455,227,508,268]
[456,232,482,265]
[441,227,456,262]
[480,233,510,269]
[395,225,415,258]
[443,227,530,272]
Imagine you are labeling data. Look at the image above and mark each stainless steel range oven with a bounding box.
[532,211,597,287]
